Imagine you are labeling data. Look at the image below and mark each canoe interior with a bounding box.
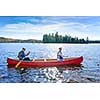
[33,58,76,62]
[33,58,56,62]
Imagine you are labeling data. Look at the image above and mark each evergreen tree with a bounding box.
[55,32,59,43]
[86,37,89,43]
[43,34,48,43]
[51,33,56,43]
[42,32,87,43]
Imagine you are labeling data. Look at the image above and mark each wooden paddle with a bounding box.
[15,60,22,68]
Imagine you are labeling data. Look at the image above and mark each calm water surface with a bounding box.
[0,43,100,83]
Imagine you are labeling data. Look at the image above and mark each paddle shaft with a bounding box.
[15,60,22,68]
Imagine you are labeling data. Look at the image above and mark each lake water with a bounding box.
[0,43,100,83]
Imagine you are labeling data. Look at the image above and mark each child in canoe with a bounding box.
[57,47,63,61]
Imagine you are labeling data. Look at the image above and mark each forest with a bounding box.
[43,32,89,43]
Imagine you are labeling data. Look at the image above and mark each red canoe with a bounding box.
[7,56,83,68]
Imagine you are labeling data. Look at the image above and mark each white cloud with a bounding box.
[0,21,100,40]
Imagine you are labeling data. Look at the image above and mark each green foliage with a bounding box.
[43,32,89,43]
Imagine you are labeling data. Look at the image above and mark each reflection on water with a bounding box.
[1,64,100,83]
[0,43,100,83]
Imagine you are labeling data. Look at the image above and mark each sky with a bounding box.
[0,16,100,40]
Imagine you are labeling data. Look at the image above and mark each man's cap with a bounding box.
[22,48,26,50]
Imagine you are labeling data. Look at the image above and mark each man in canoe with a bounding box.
[57,47,63,61]
[18,48,30,61]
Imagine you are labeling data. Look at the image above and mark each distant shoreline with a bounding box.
[0,36,100,43]
[0,42,100,44]
[0,37,42,43]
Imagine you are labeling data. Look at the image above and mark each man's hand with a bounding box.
[26,51,30,56]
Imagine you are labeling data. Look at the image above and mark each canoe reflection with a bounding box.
[13,64,84,83]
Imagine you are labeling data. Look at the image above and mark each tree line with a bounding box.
[43,32,89,43]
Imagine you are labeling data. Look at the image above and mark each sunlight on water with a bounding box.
[0,43,100,83]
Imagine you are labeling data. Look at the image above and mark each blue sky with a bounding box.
[0,16,100,40]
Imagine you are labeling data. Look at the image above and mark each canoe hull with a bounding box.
[7,56,83,68]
